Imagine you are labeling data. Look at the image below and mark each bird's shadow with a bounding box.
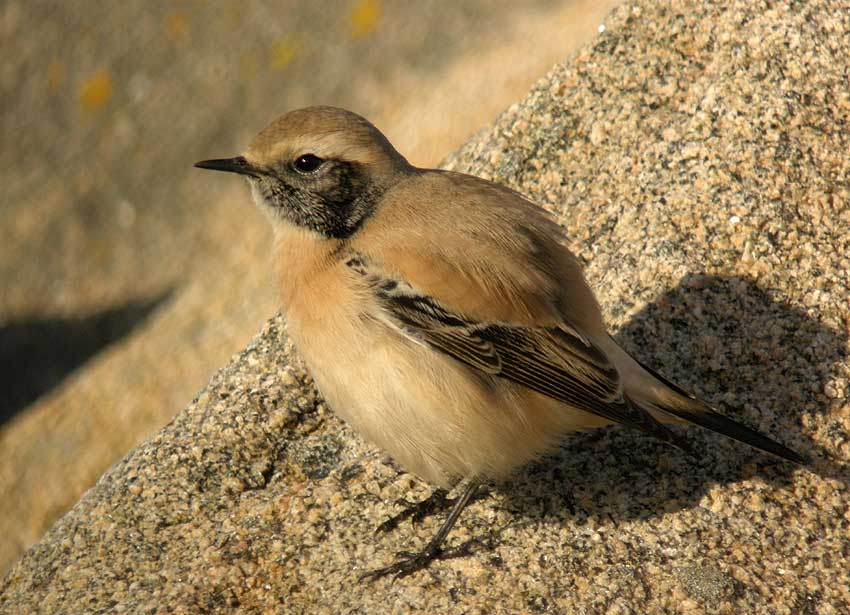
[495,273,848,527]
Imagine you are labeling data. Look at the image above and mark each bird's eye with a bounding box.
[293,154,325,174]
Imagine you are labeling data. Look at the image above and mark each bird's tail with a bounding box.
[606,336,806,464]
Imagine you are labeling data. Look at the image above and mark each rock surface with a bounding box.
[3,0,849,613]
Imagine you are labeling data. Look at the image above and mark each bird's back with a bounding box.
[354,169,606,332]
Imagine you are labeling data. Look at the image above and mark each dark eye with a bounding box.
[293,154,325,174]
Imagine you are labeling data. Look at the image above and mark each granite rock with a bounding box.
[3,0,849,613]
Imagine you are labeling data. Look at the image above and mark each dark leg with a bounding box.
[361,479,481,581]
[375,488,453,534]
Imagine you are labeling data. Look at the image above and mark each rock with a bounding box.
[3,0,849,612]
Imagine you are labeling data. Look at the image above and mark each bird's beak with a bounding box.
[194,156,262,178]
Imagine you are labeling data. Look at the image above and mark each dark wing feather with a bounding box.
[349,257,690,449]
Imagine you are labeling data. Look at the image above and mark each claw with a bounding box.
[374,488,452,535]
[360,546,443,581]
[362,480,484,581]
[360,538,484,581]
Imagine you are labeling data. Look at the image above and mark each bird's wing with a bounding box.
[346,255,688,448]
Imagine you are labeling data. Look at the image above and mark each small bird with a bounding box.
[195,106,804,579]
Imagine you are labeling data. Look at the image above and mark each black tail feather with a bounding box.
[630,356,807,465]
[658,403,807,465]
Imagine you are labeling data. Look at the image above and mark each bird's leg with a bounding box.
[361,479,482,581]
[375,487,454,534]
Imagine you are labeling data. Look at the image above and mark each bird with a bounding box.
[195,106,804,580]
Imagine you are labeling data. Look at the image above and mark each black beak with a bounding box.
[194,156,261,178]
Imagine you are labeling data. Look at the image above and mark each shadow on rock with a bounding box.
[497,274,848,527]
[0,289,174,425]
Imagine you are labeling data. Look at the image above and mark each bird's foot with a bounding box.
[360,538,480,581]
[375,488,454,534]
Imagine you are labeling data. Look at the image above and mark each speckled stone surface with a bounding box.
[3,0,849,613]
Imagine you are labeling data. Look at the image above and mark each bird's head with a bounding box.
[195,106,410,239]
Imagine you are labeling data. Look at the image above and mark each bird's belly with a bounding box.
[286,304,605,487]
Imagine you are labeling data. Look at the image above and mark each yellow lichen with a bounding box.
[79,70,112,111]
[270,38,298,71]
[166,11,189,42]
[349,0,380,39]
